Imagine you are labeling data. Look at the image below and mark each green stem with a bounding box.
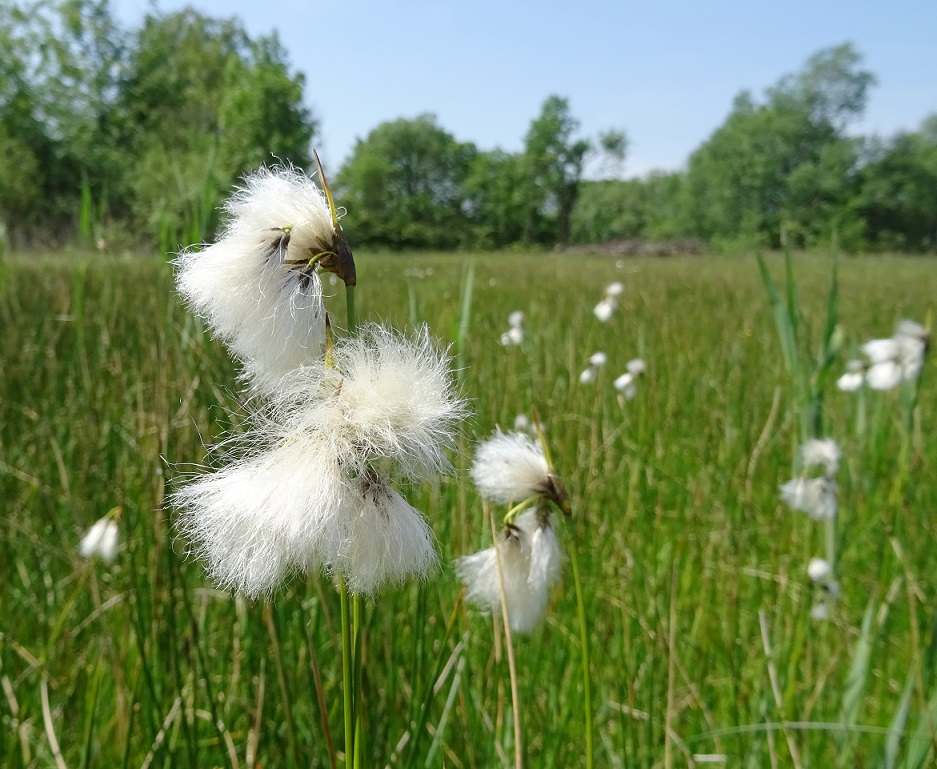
[353,594,364,769]
[340,575,355,769]
[568,546,593,769]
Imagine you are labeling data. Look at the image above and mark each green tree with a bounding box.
[851,121,937,251]
[118,9,315,248]
[336,114,477,249]
[684,44,874,249]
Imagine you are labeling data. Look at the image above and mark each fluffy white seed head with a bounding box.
[508,311,525,328]
[605,281,625,298]
[524,511,563,592]
[513,413,532,433]
[626,358,647,375]
[471,430,551,504]
[866,360,903,390]
[807,557,832,582]
[810,602,830,621]
[589,352,608,368]
[501,326,524,346]
[172,435,349,598]
[801,438,841,475]
[579,368,597,384]
[337,474,437,595]
[79,517,119,562]
[779,477,838,521]
[270,325,466,480]
[837,371,864,392]
[174,166,335,390]
[593,298,616,322]
[455,510,557,633]
[613,372,637,399]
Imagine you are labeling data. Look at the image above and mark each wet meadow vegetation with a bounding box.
[1,251,936,767]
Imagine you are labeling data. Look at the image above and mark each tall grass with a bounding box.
[1,252,935,767]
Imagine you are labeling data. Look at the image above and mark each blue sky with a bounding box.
[112,0,937,177]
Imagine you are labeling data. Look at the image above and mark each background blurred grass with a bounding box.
[1,251,935,768]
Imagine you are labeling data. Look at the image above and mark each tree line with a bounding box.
[2,2,936,254]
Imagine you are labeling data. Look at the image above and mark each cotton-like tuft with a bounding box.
[471,430,552,505]
[527,512,563,592]
[338,474,437,595]
[79,517,119,562]
[508,311,525,328]
[589,352,607,367]
[455,510,556,633]
[807,557,832,582]
[593,298,616,322]
[801,438,841,475]
[605,281,625,298]
[614,372,637,399]
[271,325,466,480]
[579,368,597,384]
[172,436,349,598]
[779,477,838,521]
[174,166,335,391]
[501,326,524,346]
[626,358,647,375]
[837,371,864,392]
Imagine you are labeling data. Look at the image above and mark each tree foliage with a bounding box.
[0,0,315,250]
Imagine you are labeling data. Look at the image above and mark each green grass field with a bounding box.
[1,251,935,768]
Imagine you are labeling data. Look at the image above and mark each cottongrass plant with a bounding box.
[456,422,595,768]
[613,357,646,400]
[500,310,525,346]
[593,281,623,322]
[779,441,843,620]
[78,509,120,562]
[170,156,467,767]
[579,351,607,384]
[836,320,929,391]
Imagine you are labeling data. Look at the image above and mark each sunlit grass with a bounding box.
[1,251,935,767]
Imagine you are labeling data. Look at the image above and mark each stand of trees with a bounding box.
[1,2,935,254]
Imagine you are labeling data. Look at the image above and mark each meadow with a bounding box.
[1,250,935,768]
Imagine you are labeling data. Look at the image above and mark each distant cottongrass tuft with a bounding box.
[801,438,841,475]
[79,516,119,562]
[780,437,841,521]
[779,477,838,521]
[500,311,525,346]
[614,358,647,400]
[174,166,335,391]
[838,319,929,392]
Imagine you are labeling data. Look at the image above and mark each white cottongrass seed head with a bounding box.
[271,325,466,480]
[174,165,337,391]
[626,358,646,375]
[471,429,559,506]
[508,310,525,328]
[579,367,597,384]
[807,557,832,582]
[500,326,524,346]
[605,281,625,298]
[79,516,119,562]
[859,320,929,391]
[593,297,616,322]
[172,325,466,597]
[801,438,841,475]
[589,351,607,367]
[455,509,562,633]
[779,477,838,521]
[613,372,637,399]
